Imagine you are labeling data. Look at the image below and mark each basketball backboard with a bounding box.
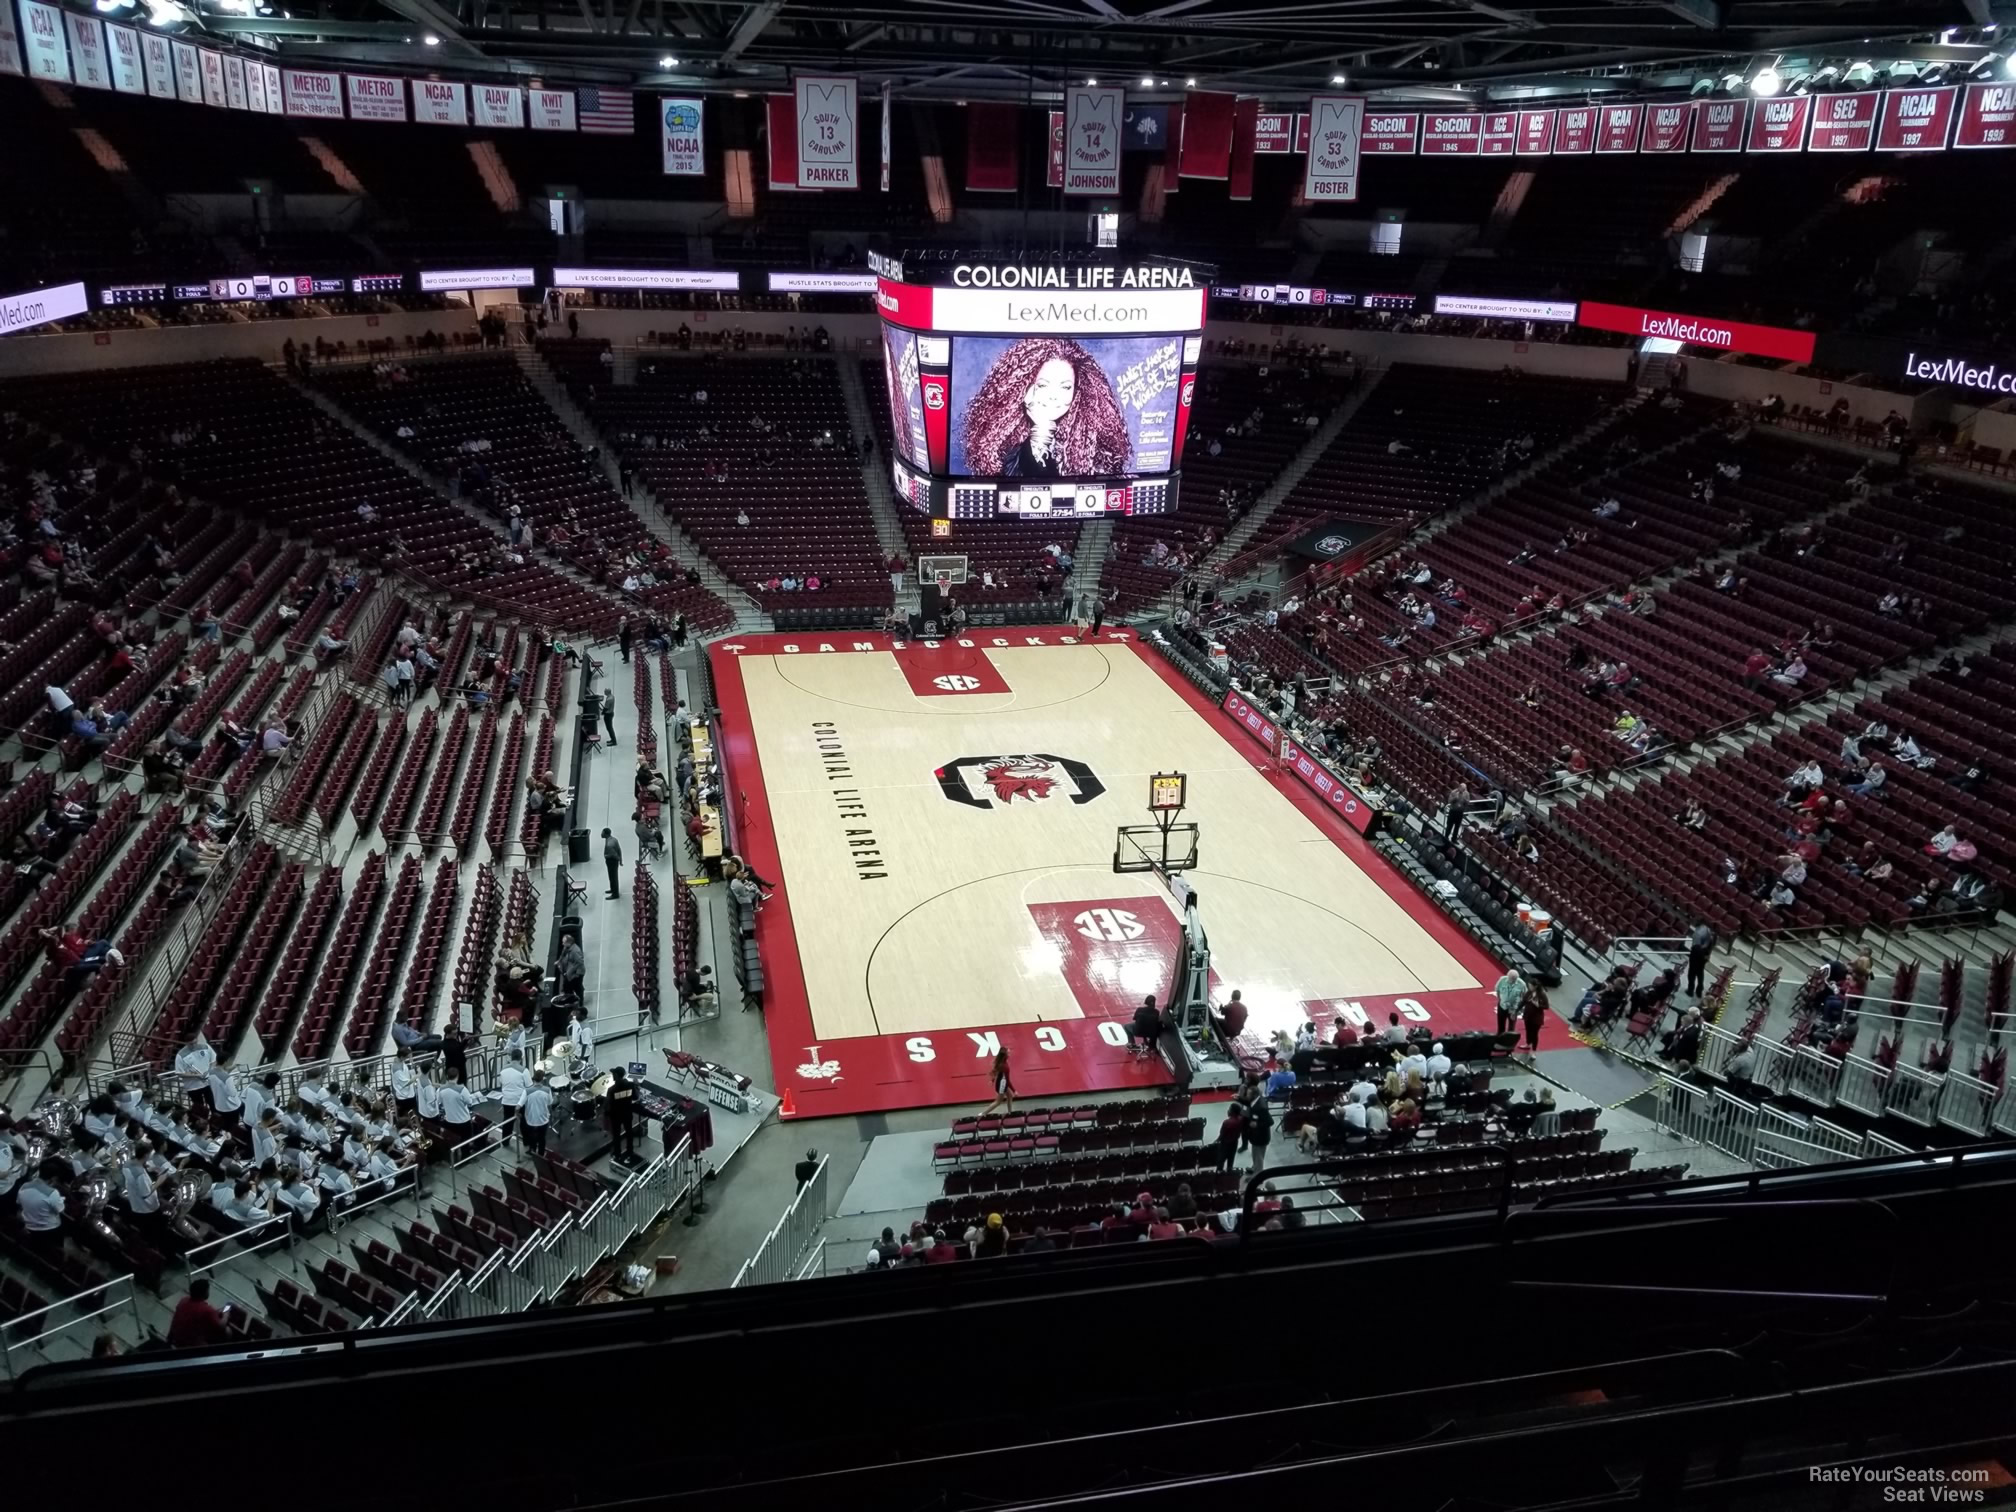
[1114,822,1199,876]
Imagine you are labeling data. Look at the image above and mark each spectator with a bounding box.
[1213,1102,1246,1172]
[1494,966,1527,1036]
[166,1278,231,1348]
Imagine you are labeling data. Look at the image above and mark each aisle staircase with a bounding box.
[1205,367,1388,570]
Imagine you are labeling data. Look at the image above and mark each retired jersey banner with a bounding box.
[105,22,142,93]
[1046,109,1064,187]
[172,42,202,103]
[63,11,107,88]
[1641,100,1691,153]
[1179,89,1236,178]
[17,0,67,81]
[1253,111,1295,152]
[796,73,858,187]
[1516,109,1554,154]
[472,83,524,128]
[1362,110,1418,154]
[1955,82,2016,148]
[1691,98,1745,152]
[1479,110,1517,155]
[1228,97,1259,199]
[139,31,171,97]
[1421,112,1480,154]
[1064,85,1124,195]
[528,88,575,130]
[412,78,466,124]
[661,97,703,175]
[1806,91,1879,151]
[880,81,891,191]
[1747,96,1810,152]
[1595,104,1642,153]
[198,48,226,108]
[965,101,1020,191]
[222,52,247,110]
[347,73,406,121]
[1303,94,1363,201]
[282,66,342,117]
[1878,85,1956,151]
[1553,106,1596,154]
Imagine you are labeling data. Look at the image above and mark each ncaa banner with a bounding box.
[1553,106,1596,154]
[140,30,172,97]
[1046,109,1064,187]
[1516,109,1554,154]
[1808,91,1879,151]
[472,83,524,128]
[796,73,859,187]
[171,42,202,104]
[198,47,227,109]
[880,81,891,192]
[1479,111,1517,155]
[222,52,248,110]
[18,0,69,81]
[262,61,282,114]
[62,11,107,89]
[1302,93,1363,201]
[529,88,576,130]
[661,97,703,175]
[1064,85,1123,194]
[243,50,267,112]
[412,78,467,125]
[1877,85,1955,151]
[105,22,143,93]
[1747,96,1810,152]
[1595,104,1642,153]
[1641,101,1691,153]
[1955,82,2016,148]
[1691,98,1746,151]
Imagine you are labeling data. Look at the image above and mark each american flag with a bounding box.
[578,88,634,135]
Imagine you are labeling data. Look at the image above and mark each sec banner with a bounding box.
[1808,91,1879,152]
[1302,93,1363,201]
[796,73,858,187]
[661,96,704,175]
[1064,85,1123,195]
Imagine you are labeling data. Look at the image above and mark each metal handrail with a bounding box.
[0,1274,140,1378]
[185,1213,296,1279]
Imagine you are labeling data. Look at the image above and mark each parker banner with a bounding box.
[661,96,703,175]
[1302,93,1363,201]
[1064,85,1124,195]
[796,73,859,187]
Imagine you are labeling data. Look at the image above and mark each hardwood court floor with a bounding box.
[711,629,1520,1118]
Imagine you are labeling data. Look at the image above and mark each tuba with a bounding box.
[79,1168,124,1248]
[22,1096,80,1168]
[165,1164,212,1243]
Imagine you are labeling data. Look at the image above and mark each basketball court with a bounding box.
[710,627,1553,1118]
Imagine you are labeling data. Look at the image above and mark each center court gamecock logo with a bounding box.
[797,1045,842,1081]
[937,754,1106,811]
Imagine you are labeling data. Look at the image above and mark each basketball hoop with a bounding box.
[934,572,952,595]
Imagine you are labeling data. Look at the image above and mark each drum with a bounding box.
[570,1086,600,1125]
[589,1071,615,1099]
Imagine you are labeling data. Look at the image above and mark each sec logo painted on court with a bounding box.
[936,754,1107,810]
[932,674,983,691]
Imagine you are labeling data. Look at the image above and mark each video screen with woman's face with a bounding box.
[946,334,1182,480]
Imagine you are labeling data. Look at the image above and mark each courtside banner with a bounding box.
[1578,299,1816,363]
[1641,101,1691,152]
[62,12,106,88]
[1421,112,1480,154]
[661,97,704,175]
[1220,689,1280,757]
[1479,111,1518,155]
[1955,82,2016,148]
[1878,85,1956,151]
[17,0,67,81]
[796,73,859,187]
[347,73,407,122]
[1362,110,1419,154]
[1278,733,1376,835]
[1807,91,1879,151]
[1179,89,1236,177]
[1064,85,1124,194]
[1553,105,1596,154]
[1747,96,1810,152]
[1303,93,1364,201]
[105,22,142,94]
[0,280,88,335]
[1691,98,1746,151]
[412,78,468,125]
[1516,109,1554,154]
[1253,111,1295,152]
[1595,103,1642,153]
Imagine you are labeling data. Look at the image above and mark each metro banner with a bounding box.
[1577,299,1817,363]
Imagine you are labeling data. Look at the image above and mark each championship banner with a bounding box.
[198,48,226,109]
[766,95,804,189]
[242,50,266,112]
[105,23,143,94]
[1162,101,1182,190]
[1046,109,1064,187]
[528,87,576,130]
[472,83,524,129]
[222,52,247,110]
[1554,106,1597,153]
[281,66,342,118]
[795,73,859,187]
[1807,91,1879,151]
[965,101,1020,192]
[1362,110,1418,155]
[880,81,891,192]
[1253,111,1295,152]
[347,73,407,122]
[1228,97,1259,199]
[1877,85,1956,151]
[171,42,201,104]
[1955,82,2016,149]
[140,31,172,98]
[412,78,468,125]
[1479,111,1517,155]
[1063,85,1123,195]
[18,0,68,81]
[1516,109,1554,154]
[263,63,283,115]
[1641,100,1692,153]
[1421,112,1480,154]
[1302,93,1363,201]
[1294,112,1311,152]
[661,97,703,175]
[1595,103,1642,153]
[0,0,20,77]
[1746,96,1810,152]
[1691,98,1746,151]
[1178,89,1236,178]
[63,11,107,89]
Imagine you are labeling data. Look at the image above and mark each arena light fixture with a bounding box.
[1140,75,1154,86]
[1185,76,1196,85]
[1086,77,1097,85]
[660,54,676,67]
[1750,65,1783,96]
[1329,73,1346,84]
[421,31,438,44]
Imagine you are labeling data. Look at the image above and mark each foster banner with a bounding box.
[796,73,858,187]
[1302,93,1363,201]
[1064,85,1123,195]
[661,97,703,175]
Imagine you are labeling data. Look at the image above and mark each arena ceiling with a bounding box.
[195,0,1992,102]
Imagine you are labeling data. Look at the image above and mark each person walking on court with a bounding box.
[600,695,617,748]
[1089,595,1107,637]
[605,1066,638,1162]
[602,828,623,900]
[1686,921,1716,997]
[1521,975,1550,1055]
[978,1047,1016,1117]
[1494,965,1527,1037]
[1214,1102,1247,1173]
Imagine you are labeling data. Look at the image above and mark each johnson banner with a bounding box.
[1064,85,1124,195]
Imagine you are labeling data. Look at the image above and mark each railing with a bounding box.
[0,1274,144,1379]
[421,1273,464,1323]
[1936,1069,2000,1138]
[0,1048,56,1100]
[326,1166,425,1232]
[185,1212,296,1280]
[1652,1075,1763,1165]
[730,1152,829,1287]
[794,1239,830,1281]
[99,841,252,1071]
